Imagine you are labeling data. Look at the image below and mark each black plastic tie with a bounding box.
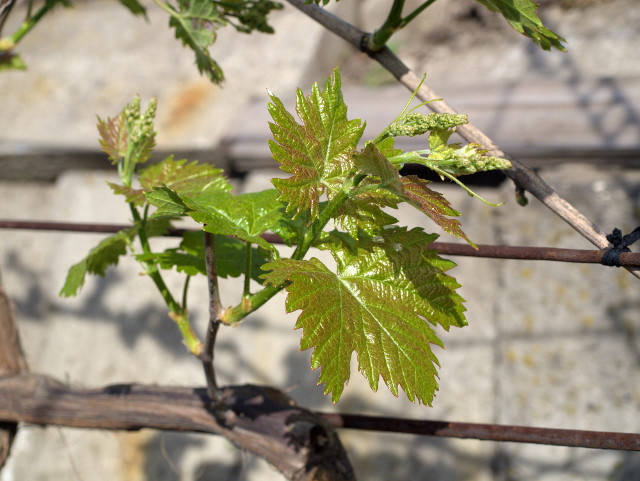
[601,226,640,267]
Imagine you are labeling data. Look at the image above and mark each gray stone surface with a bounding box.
[1,0,640,479]
[1,164,639,480]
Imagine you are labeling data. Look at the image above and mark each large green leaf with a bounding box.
[262,227,466,404]
[59,230,132,297]
[474,0,566,51]
[267,68,365,219]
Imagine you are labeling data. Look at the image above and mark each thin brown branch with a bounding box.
[0,374,638,452]
[430,242,640,266]
[0,269,28,468]
[2,220,639,267]
[320,412,640,451]
[0,374,355,481]
[283,0,640,281]
[203,232,222,402]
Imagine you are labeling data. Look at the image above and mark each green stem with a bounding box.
[243,241,252,296]
[182,275,191,310]
[1,0,55,49]
[366,0,437,51]
[399,0,437,28]
[367,0,404,51]
[130,204,203,355]
[222,187,352,325]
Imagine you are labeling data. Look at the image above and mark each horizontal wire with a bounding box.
[2,219,639,448]
[317,412,640,451]
[1,219,639,266]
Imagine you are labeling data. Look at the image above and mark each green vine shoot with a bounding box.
[61,69,510,405]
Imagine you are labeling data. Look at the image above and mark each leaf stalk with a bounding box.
[0,0,56,49]
[222,185,353,324]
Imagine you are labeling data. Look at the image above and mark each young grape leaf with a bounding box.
[268,68,365,218]
[167,0,226,83]
[139,156,231,195]
[161,188,284,252]
[108,182,146,206]
[400,175,475,247]
[59,230,132,297]
[334,189,399,238]
[97,114,128,163]
[138,231,268,281]
[146,186,190,218]
[354,142,403,195]
[262,227,466,404]
[110,157,231,208]
[474,0,566,51]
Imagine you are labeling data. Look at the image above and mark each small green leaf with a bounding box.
[334,189,399,238]
[139,156,231,195]
[400,175,475,247]
[268,68,365,218]
[0,51,26,71]
[118,0,147,17]
[167,0,226,83]
[108,182,146,206]
[474,0,566,51]
[112,157,232,210]
[262,226,466,405]
[97,114,128,163]
[354,142,403,195]
[146,186,190,218]
[59,231,131,297]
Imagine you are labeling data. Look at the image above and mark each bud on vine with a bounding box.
[430,143,511,176]
[385,112,468,138]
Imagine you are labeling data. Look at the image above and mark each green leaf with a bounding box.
[179,188,284,252]
[334,189,399,238]
[108,182,146,206]
[269,205,310,247]
[474,0,566,51]
[111,157,231,209]
[354,142,403,195]
[219,0,283,34]
[118,0,147,17]
[97,114,128,163]
[138,231,268,281]
[146,186,190,217]
[400,175,475,247]
[139,156,231,195]
[166,0,226,83]
[0,51,26,71]
[59,231,131,297]
[262,226,466,405]
[268,68,365,218]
